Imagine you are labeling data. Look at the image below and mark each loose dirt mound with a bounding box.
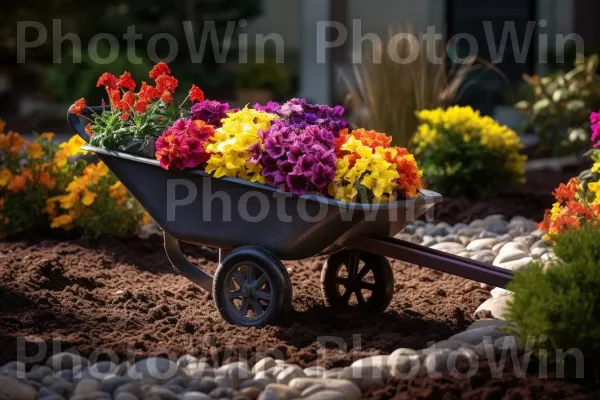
[0,237,488,367]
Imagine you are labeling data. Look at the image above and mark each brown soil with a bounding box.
[0,237,488,368]
[365,363,599,399]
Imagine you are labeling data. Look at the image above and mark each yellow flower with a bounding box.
[206,107,277,182]
[54,135,87,167]
[0,168,12,187]
[328,182,358,203]
[81,190,97,206]
[51,214,73,229]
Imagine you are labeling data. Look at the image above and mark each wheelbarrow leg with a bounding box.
[164,232,213,292]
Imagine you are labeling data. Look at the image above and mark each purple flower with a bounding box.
[254,101,281,114]
[275,98,347,137]
[296,154,317,176]
[287,144,304,164]
[286,172,310,195]
[190,100,230,127]
[311,163,334,192]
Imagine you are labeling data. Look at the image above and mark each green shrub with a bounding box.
[235,59,290,99]
[506,225,600,363]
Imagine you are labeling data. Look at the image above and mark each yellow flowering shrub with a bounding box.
[46,162,148,238]
[0,123,66,237]
[0,119,147,238]
[205,107,277,183]
[413,106,527,199]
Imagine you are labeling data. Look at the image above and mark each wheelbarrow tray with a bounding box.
[84,146,442,260]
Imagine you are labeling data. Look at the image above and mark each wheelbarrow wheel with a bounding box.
[321,250,394,313]
[213,246,292,327]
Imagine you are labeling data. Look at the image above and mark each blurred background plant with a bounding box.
[235,58,291,105]
[412,105,527,199]
[42,44,152,104]
[0,119,147,238]
[345,26,483,149]
[46,161,148,238]
[515,55,600,156]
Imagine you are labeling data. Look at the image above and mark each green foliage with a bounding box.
[506,225,600,363]
[43,45,152,103]
[235,60,290,99]
[417,130,521,199]
[515,54,600,155]
[88,100,183,153]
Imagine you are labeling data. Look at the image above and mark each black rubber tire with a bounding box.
[321,250,394,313]
[213,246,292,327]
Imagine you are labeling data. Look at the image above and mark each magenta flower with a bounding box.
[591,111,600,147]
[155,118,214,170]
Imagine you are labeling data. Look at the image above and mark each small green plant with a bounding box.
[506,225,600,365]
[235,59,290,99]
[515,54,600,155]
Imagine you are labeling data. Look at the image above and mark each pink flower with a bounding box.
[155,118,214,170]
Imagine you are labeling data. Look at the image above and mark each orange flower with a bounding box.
[553,178,579,203]
[0,120,5,134]
[134,100,148,114]
[71,98,86,115]
[7,174,27,192]
[383,147,424,198]
[96,72,118,89]
[85,123,93,136]
[538,210,552,232]
[161,91,173,103]
[118,72,136,91]
[40,132,55,141]
[156,75,178,93]
[38,170,56,189]
[149,62,171,79]
[334,128,349,156]
[189,84,205,102]
[352,128,392,151]
[26,142,42,158]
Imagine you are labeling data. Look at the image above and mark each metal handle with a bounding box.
[66,105,109,143]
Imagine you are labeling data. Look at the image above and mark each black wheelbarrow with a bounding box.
[69,107,514,327]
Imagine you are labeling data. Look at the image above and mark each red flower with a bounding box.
[71,98,86,115]
[107,88,121,108]
[118,72,136,91]
[96,73,118,89]
[189,84,205,102]
[156,75,178,92]
[134,100,148,114]
[85,123,93,136]
[118,91,135,111]
[161,91,173,103]
[149,62,171,79]
[138,81,160,101]
[120,112,130,121]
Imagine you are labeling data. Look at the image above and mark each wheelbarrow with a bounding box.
[68,107,514,327]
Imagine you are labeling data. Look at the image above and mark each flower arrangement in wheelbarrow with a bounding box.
[69,63,426,203]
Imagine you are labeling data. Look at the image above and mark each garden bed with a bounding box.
[0,234,597,399]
